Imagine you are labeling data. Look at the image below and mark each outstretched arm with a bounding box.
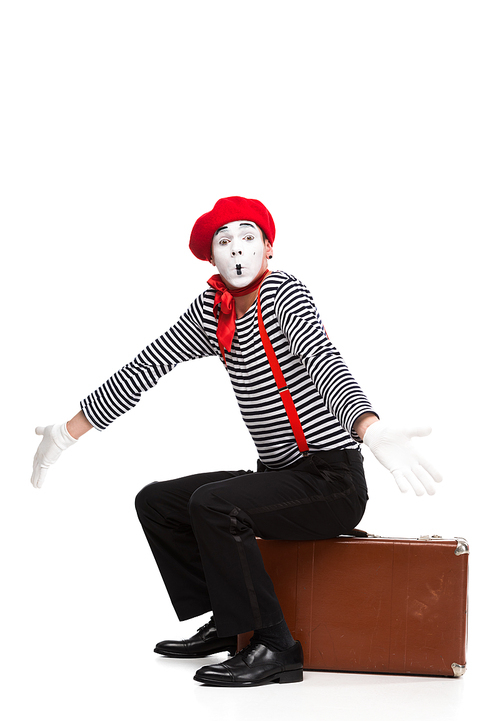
[31,292,216,489]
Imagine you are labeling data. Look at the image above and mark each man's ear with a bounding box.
[264,239,272,258]
[209,255,216,267]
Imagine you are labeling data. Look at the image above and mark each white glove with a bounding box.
[363,420,443,496]
[31,424,78,488]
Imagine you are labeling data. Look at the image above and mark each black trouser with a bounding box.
[135,449,368,638]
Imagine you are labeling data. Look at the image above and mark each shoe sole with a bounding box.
[154,646,237,659]
[193,668,304,686]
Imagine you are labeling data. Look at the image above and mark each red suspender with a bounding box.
[257,289,310,455]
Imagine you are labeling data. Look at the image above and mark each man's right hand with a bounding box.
[31,424,78,488]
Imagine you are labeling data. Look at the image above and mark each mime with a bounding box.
[32,196,442,687]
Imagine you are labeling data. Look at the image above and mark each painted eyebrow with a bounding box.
[214,222,256,236]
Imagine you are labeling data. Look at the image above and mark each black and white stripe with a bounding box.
[80,271,376,468]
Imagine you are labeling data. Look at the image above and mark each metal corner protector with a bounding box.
[454,538,469,556]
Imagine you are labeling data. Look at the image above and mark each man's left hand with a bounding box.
[363,420,443,496]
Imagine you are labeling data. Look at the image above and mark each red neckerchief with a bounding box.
[207,270,270,358]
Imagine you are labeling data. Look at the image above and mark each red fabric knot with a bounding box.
[207,270,270,356]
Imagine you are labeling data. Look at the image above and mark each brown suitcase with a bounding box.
[237,535,469,677]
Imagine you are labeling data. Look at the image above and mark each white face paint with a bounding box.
[211,220,269,289]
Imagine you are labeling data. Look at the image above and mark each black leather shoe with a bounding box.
[193,639,304,686]
[154,617,237,658]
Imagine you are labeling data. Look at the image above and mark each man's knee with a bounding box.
[134,481,159,518]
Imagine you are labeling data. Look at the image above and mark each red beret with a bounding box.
[189,196,275,262]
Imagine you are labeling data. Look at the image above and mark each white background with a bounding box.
[1,1,498,719]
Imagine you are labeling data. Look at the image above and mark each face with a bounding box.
[211,220,272,288]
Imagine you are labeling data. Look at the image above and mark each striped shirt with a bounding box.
[80,271,376,468]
